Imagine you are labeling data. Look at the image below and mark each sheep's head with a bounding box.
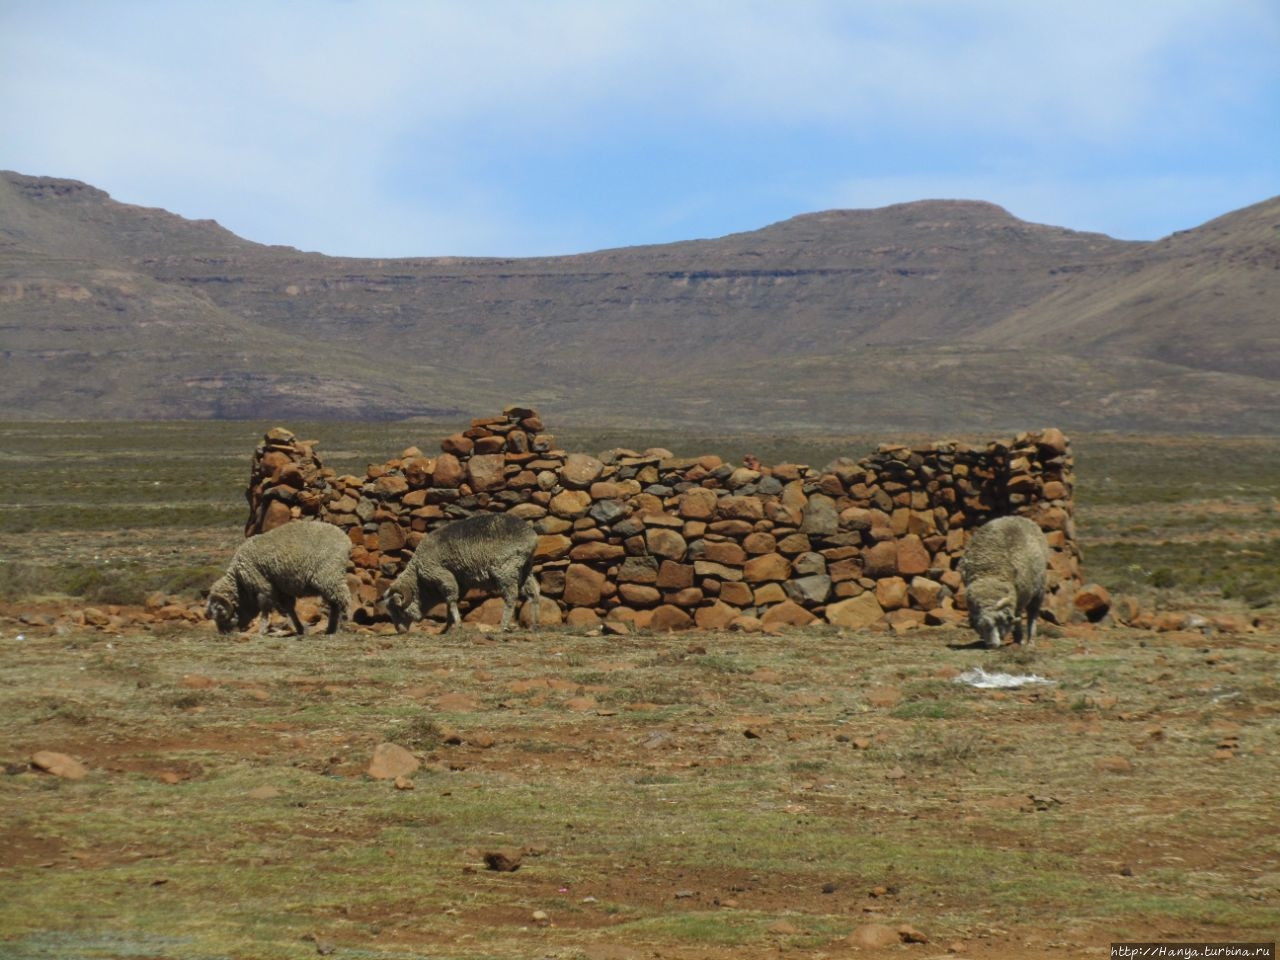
[966,580,1016,648]
[382,581,419,634]
[206,588,239,635]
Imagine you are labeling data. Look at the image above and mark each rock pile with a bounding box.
[244,406,1082,632]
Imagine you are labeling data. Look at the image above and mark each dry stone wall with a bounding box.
[244,406,1082,633]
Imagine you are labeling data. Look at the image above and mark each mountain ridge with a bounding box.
[2,170,1276,433]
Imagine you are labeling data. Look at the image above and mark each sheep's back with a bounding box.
[412,514,536,583]
[961,515,1049,597]
[234,522,351,590]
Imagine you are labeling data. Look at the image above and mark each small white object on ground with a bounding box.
[953,667,1055,689]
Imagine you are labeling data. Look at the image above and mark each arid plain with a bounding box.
[0,421,1276,960]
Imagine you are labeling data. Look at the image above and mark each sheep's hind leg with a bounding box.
[1023,596,1042,647]
[320,584,350,635]
[521,573,541,630]
[324,596,347,634]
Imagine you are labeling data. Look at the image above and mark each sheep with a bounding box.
[960,514,1050,648]
[383,512,540,633]
[206,521,352,635]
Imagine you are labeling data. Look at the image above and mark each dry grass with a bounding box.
[1,620,1276,960]
[1,422,1278,959]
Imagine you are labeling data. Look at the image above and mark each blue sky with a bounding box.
[2,0,1277,257]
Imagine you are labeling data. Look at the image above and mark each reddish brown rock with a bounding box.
[1038,427,1068,454]
[655,561,695,589]
[549,489,592,519]
[261,499,293,532]
[649,605,694,631]
[828,557,863,582]
[743,553,791,583]
[700,540,747,566]
[31,750,88,780]
[895,534,931,576]
[534,534,573,561]
[826,592,884,629]
[761,600,817,627]
[560,453,605,489]
[1074,582,1112,622]
[403,457,434,487]
[617,583,662,607]
[775,533,812,556]
[464,597,509,626]
[839,506,873,531]
[563,564,607,606]
[666,586,704,606]
[742,531,778,554]
[377,521,407,552]
[678,487,719,520]
[368,474,406,500]
[645,527,688,561]
[440,433,474,457]
[565,607,602,628]
[570,542,627,563]
[719,581,754,606]
[846,923,899,948]
[693,560,743,582]
[863,540,898,578]
[432,452,466,488]
[367,743,420,780]
[753,582,787,605]
[908,576,944,610]
[717,495,765,521]
[695,601,740,630]
[1043,479,1068,500]
[468,453,507,492]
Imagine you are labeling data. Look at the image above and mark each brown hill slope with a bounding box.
[1,170,1276,432]
[979,198,1280,382]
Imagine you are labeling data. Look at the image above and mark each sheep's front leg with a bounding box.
[281,597,306,636]
[256,593,275,634]
[498,580,519,631]
[438,573,462,632]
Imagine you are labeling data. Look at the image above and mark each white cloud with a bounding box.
[2,0,1276,255]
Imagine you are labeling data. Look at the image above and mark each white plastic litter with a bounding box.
[953,667,1055,689]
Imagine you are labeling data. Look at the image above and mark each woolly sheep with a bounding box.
[960,514,1050,648]
[383,512,540,633]
[206,521,352,635]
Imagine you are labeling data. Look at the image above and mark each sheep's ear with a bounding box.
[994,597,1014,612]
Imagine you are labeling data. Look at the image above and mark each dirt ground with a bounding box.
[2,578,1277,960]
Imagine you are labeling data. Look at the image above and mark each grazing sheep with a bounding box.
[206,521,352,635]
[383,513,540,633]
[960,514,1050,648]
